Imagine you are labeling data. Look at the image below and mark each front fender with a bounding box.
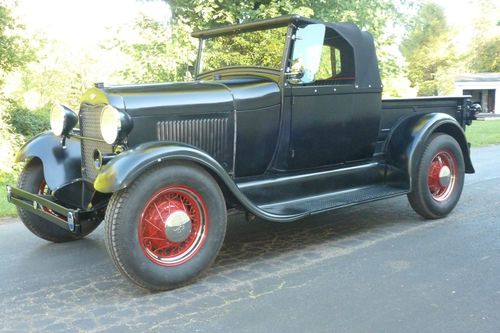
[94,142,230,193]
[386,113,474,186]
[15,132,82,191]
[94,142,307,222]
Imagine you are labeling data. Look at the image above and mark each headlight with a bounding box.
[50,104,78,136]
[100,105,133,144]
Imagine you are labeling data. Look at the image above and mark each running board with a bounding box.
[257,185,408,216]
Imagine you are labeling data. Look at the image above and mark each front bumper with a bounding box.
[6,185,92,233]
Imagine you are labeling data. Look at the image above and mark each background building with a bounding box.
[455,73,500,113]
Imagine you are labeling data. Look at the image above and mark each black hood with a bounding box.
[82,76,280,117]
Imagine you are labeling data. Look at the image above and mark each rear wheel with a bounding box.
[407,133,465,219]
[104,162,227,291]
[17,159,100,242]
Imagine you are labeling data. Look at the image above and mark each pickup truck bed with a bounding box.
[380,96,468,142]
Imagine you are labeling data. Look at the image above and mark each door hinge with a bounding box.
[289,149,295,158]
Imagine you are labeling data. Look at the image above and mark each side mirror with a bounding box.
[284,68,305,84]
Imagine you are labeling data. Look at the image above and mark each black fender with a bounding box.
[94,142,307,222]
[385,112,475,187]
[15,132,82,191]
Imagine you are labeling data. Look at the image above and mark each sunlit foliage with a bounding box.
[168,0,414,85]
[0,4,33,87]
[400,2,459,96]
[201,27,288,73]
[113,17,197,83]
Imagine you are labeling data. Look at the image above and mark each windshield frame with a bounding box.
[194,23,293,78]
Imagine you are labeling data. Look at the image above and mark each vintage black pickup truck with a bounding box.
[7,15,476,290]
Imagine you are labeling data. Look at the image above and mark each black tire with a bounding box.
[407,133,465,219]
[17,159,100,242]
[104,162,227,291]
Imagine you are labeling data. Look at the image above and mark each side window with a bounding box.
[288,25,355,85]
[316,46,343,80]
[333,48,342,76]
[308,29,355,85]
[316,46,333,80]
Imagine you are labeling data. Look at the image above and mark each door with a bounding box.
[286,25,356,170]
[289,86,353,169]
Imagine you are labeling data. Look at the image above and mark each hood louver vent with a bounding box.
[157,117,229,164]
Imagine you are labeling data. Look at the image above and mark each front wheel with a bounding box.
[104,162,227,291]
[17,159,101,242]
[407,133,465,219]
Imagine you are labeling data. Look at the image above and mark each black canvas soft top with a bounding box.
[192,15,381,89]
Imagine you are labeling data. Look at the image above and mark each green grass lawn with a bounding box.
[466,119,500,147]
[0,120,498,218]
[0,174,18,218]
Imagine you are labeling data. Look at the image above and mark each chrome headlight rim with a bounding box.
[100,105,121,144]
[100,105,133,145]
[50,104,78,137]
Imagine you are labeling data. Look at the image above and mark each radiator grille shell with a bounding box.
[79,104,113,182]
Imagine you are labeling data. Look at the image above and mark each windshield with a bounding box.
[199,27,288,74]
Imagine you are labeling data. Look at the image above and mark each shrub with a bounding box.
[0,109,23,174]
[2,102,50,139]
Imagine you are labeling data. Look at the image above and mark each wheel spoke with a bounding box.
[437,155,444,167]
[153,202,164,222]
[154,243,177,252]
[143,236,168,241]
[143,218,164,233]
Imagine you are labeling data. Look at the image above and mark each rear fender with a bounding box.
[94,142,306,222]
[385,113,474,186]
[15,132,82,191]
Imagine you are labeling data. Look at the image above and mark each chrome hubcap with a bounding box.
[438,165,451,187]
[164,210,192,243]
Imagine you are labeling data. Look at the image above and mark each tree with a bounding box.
[17,39,105,110]
[166,0,413,84]
[167,0,405,39]
[401,2,458,96]
[469,35,500,72]
[0,4,34,87]
[467,0,499,73]
[0,3,35,174]
[112,16,197,83]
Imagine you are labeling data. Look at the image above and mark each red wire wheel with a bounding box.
[138,185,209,266]
[427,150,457,202]
[38,179,50,214]
[38,179,64,218]
[38,179,49,195]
